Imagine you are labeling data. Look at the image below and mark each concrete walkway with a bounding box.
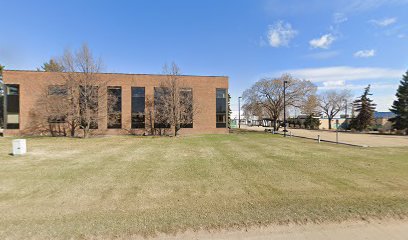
[241,126,408,147]
[154,220,408,240]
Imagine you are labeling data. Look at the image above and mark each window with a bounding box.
[48,85,67,96]
[154,87,171,128]
[107,87,122,129]
[48,115,66,124]
[5,85,20,129]
[7,85,19,95]
[131,87,145,128]
[180,88,193,128]
[216,88,227,128]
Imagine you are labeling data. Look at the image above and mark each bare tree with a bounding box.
[155,62,196,136]
[25,86,69,136]
[242,101,263,126]
[242,74,316,130]
[145,96,155,135]
[28,44,118,138]
[301,94,320,116]
[58,44,109,138]
[319,90,352,129]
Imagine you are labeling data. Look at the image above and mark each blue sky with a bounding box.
[1,0,408,116]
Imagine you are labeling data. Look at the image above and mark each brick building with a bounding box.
[2,70,229,136]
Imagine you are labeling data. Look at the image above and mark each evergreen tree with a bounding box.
[350,85,376,131]
[389,71,408,134]
[37,59,64,72]
[304,115,320,129]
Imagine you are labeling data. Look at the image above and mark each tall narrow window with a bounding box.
[154,87,171,128]
[107,87,122,129]
[47,85,67,123]
[180,88,193,128]
[216,88,227,128]
[131,87,145,128]
[47,85,67,137]
[6,84,19,129]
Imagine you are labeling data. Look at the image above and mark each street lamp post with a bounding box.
[238,97,242,129]
[283,80,288,137]
[344,99,348,131]
[344,99,348,119]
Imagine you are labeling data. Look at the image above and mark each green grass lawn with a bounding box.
[1,131,408,239]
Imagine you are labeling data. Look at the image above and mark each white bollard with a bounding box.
[317,135,321,143]
[336,130,339,144]
[12,139,27,155]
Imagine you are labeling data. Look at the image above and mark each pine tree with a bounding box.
[350,85,376,131]
[37,59,64,72]
[389,71,408,134]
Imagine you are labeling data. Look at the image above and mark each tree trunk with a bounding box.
[70,121,76,137]
[83,124,90,138]
[273,118,278,131]
[149,113,154,135]
[328,117,332,129]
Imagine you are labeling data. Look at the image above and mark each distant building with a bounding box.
[373,112,396,131]
[319,118,347,130]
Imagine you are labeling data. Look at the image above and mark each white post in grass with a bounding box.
[336,129,339,144]
[336,119,339,144]
[317,135,321,143]
[12,139,27,155]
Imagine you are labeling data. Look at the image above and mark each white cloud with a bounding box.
[370,17,397,27]
[283,66,403,82]
[354,49,376,58]
[319,82,398,91]
[317,82,398,111]
[267,21,298,47]
[345,0,408,12]
[333,13,348,24]
[305,51,340,60]
[322,80,345,87]
[372,95,397,112]
[309,34,336,49]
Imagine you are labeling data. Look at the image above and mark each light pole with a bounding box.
[238,97,242,129]
[283,80,288,137]
[344,99,348,119]
[344,99,348,131]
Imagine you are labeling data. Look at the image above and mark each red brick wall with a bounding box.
[3,70,229,136]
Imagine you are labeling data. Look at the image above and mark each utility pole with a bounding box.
[238,96,242,129]
[344,99,348,119]
[283,80,288,137]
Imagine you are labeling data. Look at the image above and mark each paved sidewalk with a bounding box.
[155,220,408,240]
[241,126,408,147]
